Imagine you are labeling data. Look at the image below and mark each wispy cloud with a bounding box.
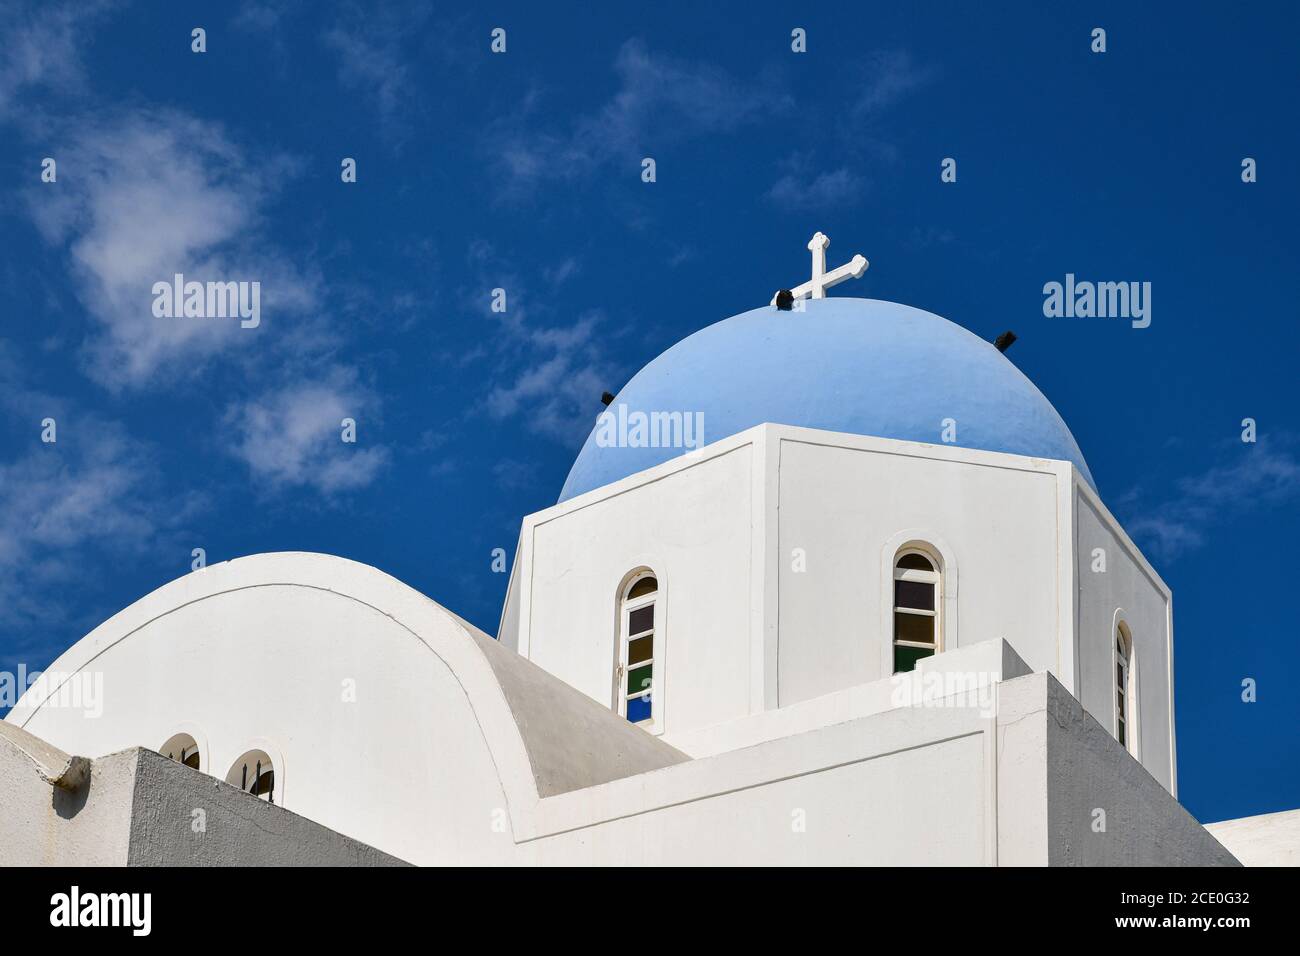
[492,458,537,492]
[490,39,790,195]
[767,163,864,212]
[0,0,117,121]
[543,257,582,288]
[8,6,389,506]
[905,225,957,249]
[24,109,318,389]
[460,239,615,446]
[224,365,390,496]
[852,50,937,118]
[1122,439,1300,561]
[321,4,437,138]
[0,350,203,663]
[766,49,935,210]
[485,346,610,444]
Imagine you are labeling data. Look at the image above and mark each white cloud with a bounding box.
[25,109,318,389]
[0,352,202,653]
[320,4,447,138]
[492,458,537,492]
[224,366,389,495]
[490,39,790,194]
[767,166,864,211]
[1123,440,1300,561]
[322,26,410,120]
[852,51,937,117]
[764,50,934,212]
[466,240,613,445]
[544,257,581,287]
[485,348,608,444]
[0,0,117,120]
[233,1,289,33]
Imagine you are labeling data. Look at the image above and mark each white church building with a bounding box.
[2,235,1285,866]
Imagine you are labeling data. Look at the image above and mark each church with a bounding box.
[2,234,1286,866]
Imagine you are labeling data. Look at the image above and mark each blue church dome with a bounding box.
[559,297,1093,501]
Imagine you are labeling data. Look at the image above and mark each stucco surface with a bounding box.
[1073,485,1175,791]
[1206,808,1300,867]
[6,553,693,862]
[126,749,407,866]
[4,663,1239,866]
[0,731,137,866]
[470,625,686,797]
[1037,674,1237,866]
[0,731,404,866]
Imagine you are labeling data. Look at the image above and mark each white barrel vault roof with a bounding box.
[6,552,684,851]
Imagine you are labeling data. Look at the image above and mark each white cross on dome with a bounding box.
[771,231,869,306]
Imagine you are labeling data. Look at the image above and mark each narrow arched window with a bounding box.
[160,733,201,770]
[893,549,940,674]
[227,749,276,803]
[1115,622,1136,754]
[617,571,658,725]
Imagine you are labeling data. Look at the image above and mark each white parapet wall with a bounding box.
[668,636,1030,758]
[512,671,1236,866]
[1205,809,1300,867]
[0,722,405,866]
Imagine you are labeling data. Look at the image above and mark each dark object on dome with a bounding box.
[774,289,795,311]
[600,391,615,407]
[994,331,1017,353]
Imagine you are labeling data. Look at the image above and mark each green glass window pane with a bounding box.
[896,553,935,571]
[628,603,654,636]
[894,644,934,674]
[629,634,653,665]
[894,611,934,646]
[627,664,653,697]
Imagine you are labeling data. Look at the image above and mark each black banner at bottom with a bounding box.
[0,864,1282,940]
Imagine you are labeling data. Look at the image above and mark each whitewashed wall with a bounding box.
[9,554,523,865]
[775,435,1063,703]
[512,438,760,738]
[1073,484,1175,791]
[504,424,1175,793]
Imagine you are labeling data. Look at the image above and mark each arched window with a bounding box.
[226,749,276,803]
[617,571,658,725]
[160,733,201,770]
[893,549,941,674]
[1115,622,1137,754]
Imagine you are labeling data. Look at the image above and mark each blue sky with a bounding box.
[1,1,1296,824]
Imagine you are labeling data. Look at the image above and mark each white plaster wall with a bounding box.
[0,742,136,866]
[504,423,1174,803]
[518,699,995,865]
[8,555,526,866]
[528,735,987,865]
[505,425,1117,747]
[509,673,1226,867]
[1206,808,1300,866]
[670,637,1028,758]
[519,441,757,737]
[776,435,1062,704]
[1074,486,1175,792]
[1039,673,1233,865]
